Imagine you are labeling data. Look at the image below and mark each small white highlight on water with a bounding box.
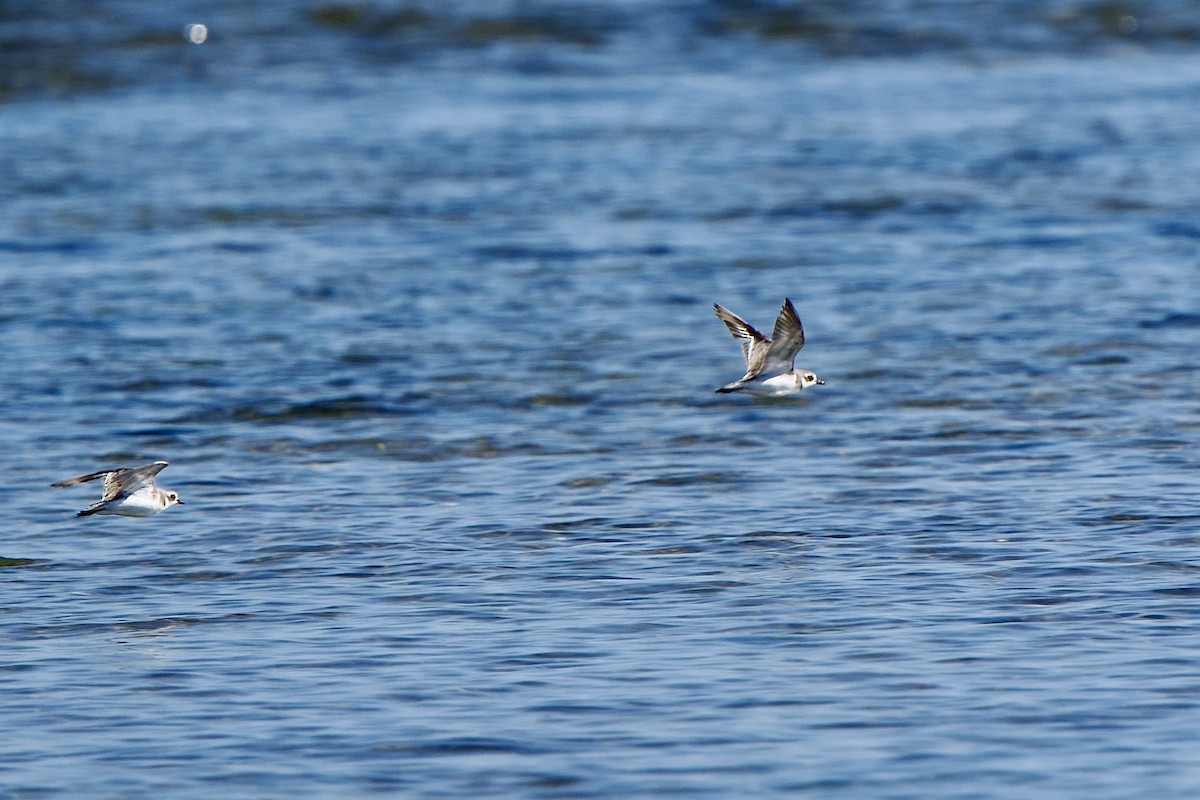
[185,23,208,44]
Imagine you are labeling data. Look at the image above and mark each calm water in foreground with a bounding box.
[2,3,1200,797]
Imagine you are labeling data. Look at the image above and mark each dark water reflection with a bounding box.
[2,2,1200,798]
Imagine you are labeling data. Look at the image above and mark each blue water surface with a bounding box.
[2,2,1199,797]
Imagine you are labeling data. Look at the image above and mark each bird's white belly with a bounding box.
[102,490,162,517]
[751,374,800,396]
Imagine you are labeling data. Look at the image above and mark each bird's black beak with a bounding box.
[176,499,186,504]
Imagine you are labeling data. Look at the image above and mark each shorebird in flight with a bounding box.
[713,297,824,396]
[51,460,183,517]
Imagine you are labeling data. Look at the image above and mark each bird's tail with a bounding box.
[75,502,107,517]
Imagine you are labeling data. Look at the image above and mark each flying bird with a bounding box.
[713,297,824,396]
[51,460,184,517]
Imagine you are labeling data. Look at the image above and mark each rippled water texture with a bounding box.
[2,2,1200,797]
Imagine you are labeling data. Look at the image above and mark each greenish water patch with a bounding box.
[0,557,40,568]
